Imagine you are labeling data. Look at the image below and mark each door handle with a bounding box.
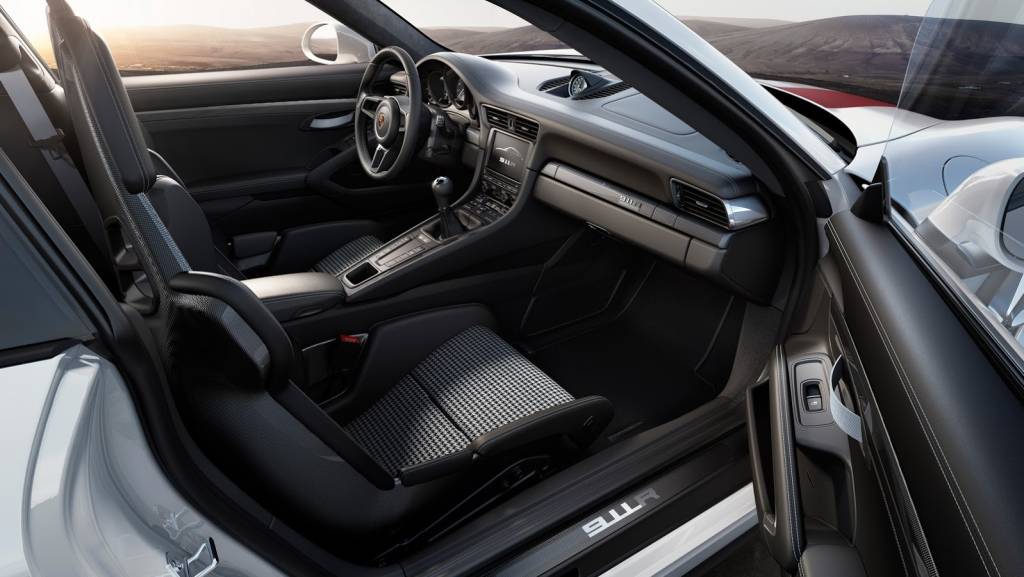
[302,111,353,130]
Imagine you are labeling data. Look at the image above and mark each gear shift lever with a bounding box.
[432,176,465,239]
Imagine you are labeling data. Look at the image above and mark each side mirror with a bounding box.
[918,158,1024,276]
[301,22,375,65]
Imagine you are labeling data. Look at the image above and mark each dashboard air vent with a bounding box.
[672,179,730,229]
[575,82,632,100]
[539,76,571,91]
[483,106,539,142]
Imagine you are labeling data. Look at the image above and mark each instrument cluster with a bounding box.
[424,66,477,120]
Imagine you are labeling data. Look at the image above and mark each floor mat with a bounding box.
[528,263,737,442]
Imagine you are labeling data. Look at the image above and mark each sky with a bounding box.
[3,0,1019,37]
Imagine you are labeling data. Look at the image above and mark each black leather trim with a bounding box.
[146,176,228,275]
[273,382,395,490]
[798,544,867,577]
[52,10,155,193]
[472,395,613,456]
[398,447,474,487]
[166,271,395,490]
[123,65,366,112]
[827,210,1024,576]
[325,304,497,420]
[270,220,383,274]
[242,272,344,323]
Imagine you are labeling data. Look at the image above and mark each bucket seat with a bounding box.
[47,0,612,537]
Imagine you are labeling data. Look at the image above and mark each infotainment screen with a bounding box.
[487,130,530,182]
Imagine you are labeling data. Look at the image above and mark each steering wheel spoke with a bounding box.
[369,143,398,173]
[359,95,383,119]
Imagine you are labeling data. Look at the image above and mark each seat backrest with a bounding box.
[0,17,114,282]
[46,0,402,539]
[33,6,238,280]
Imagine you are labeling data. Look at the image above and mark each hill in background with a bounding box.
[31,22,336,74]
[26,14,1024,118]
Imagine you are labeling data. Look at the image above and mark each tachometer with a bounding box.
[427,72,449,106]
[453,78,469,110]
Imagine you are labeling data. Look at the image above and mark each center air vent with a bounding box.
[483,106,539,142]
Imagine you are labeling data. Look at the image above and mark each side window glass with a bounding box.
[2,0,372,76]
[886,1,1024,364]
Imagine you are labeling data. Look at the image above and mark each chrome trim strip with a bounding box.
[722,196,770,230]
[599,483,757,577]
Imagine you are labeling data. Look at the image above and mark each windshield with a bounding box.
[385,0,941,107]
[381,0,568,55]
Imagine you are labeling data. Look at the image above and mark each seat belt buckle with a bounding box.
[338,332,368,360]
[301,333,367,391]
[29,128,68,159]
[334,332,368,370]
[339,333,367,346]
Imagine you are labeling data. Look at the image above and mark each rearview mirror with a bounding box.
[301,22,374,65]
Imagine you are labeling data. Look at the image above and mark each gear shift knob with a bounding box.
[431,176,464,239]
[432,176,456,209]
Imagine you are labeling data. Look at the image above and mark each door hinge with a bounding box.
[167,538,219,577]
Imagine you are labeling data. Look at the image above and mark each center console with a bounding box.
[342,128,531,290]
[457,130,528,228]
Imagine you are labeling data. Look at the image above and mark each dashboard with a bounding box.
[388,52,780,302]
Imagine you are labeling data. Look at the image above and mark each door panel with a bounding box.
[124,64,367,111]
[124,64,435,265]
[138,99,354,191]
[823,210,1024,576]
[750,206,1024,576]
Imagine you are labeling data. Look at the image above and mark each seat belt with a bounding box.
[0,65,113,268]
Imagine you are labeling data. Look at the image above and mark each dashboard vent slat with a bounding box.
[514,118,539,140]
[483,106,539,142]
[672,180,730,229]
[576,82,632,100]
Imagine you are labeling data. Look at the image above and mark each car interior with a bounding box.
[1,0,813,574]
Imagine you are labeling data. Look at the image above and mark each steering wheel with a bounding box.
[354,46,424,180]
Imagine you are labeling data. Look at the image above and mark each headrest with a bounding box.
[1,31,56,94]
[48,4,156,194]
[0,21,20,72]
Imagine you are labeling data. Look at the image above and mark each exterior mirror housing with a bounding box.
[919,158,1024,277]
[301,22,375,65]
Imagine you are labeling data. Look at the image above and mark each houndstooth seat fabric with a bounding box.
[344,326,575,475]
[312,235,383,277]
